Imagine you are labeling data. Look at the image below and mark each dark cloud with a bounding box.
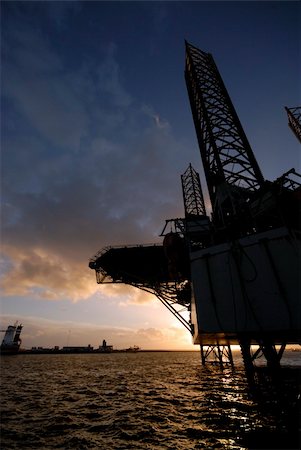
[1,11,186,302]
[44,1,83,30]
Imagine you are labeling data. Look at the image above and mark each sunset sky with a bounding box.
[1,1,300,350]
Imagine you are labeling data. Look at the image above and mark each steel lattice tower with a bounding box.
[185,41,264,222]
[285,106,301,143]
[181,164,206,217]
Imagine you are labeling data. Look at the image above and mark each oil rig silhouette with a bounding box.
[89,42,301,375]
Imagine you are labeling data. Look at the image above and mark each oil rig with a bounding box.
[89,42,301,374]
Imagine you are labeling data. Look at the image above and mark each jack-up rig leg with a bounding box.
[239,335,288,388]
[260,340,286,370]
[239,337,256,386]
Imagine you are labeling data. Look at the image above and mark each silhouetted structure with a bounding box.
[185,42,301,372]
[0,323,23,355]
[89,42,301,376]
[99,339,113,352]
[285,106,301,143]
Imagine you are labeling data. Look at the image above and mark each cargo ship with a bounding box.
[0,323,23,355]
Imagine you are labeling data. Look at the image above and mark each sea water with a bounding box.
[0,350,300,449]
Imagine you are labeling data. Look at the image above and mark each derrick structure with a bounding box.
[181,163,206,217]
[285,106,301,143]
[180,164,211,252]
[185,42,265,229]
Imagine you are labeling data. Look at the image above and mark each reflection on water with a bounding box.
[0,351,300,449]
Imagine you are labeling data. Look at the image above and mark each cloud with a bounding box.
[97,42,132,108]
[1,11,187,304]
[141,104,170,130]
[0,245,96,301]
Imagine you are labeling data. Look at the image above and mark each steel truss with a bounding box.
[185,41,264,222]
[285,106,301,143]
[181,164,206,216]
[274,168,301,192]
[200,344,233,368]
[160,218,186,237]
[181,164,212,250]
[93,264,192,334]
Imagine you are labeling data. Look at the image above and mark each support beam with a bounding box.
[200,344,233,368]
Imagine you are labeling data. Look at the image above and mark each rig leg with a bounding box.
[260,340,286,370]
[200,345,206,365]
[239,337,287,388]
[239,338,255,385]
[227,344,234,367]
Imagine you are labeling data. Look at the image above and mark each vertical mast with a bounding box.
[181,163,206,217]
[185,41,264,223]
[181,164,211,250]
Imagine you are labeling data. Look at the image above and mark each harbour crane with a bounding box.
[89,42,301,374]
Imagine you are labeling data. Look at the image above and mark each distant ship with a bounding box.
[0,323,23,355]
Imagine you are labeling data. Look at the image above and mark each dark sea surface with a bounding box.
[1,350,300,449]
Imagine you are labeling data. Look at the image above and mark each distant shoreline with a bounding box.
[4,347,300,356]
[7,348,202,355]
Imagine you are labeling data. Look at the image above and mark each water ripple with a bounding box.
[1,351,300,449]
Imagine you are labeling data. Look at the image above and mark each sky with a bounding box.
[1,1,300,350]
